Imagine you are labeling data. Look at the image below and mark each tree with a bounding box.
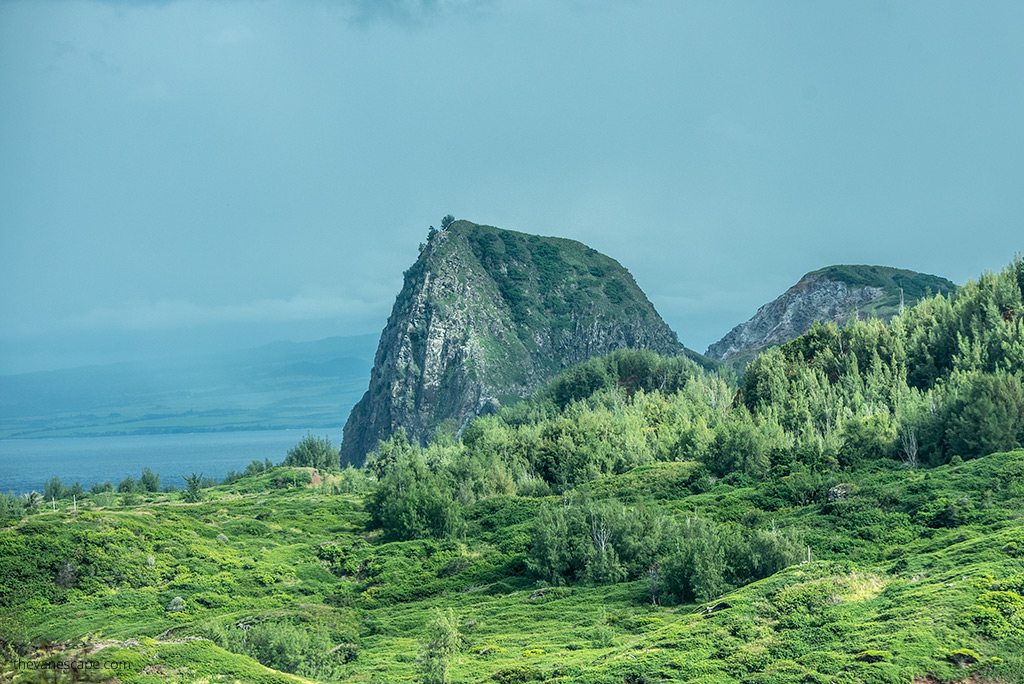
[662,518,730,603]
[367,450,464,541]
[367,427,413,479]
[440,214,455,231]
[43,476,66,501]
[140,468,161,493]
[419,608,461,684]
[183,473,204,503]
[283,433,340,470]
[946,370,1024,459]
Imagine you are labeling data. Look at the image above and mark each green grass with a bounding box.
[1,447,1023,682]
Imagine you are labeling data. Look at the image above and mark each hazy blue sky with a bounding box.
[2,0,1022,373]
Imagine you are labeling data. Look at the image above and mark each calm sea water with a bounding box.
[0,429,331,495]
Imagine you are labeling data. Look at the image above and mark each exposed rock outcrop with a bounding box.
[706,265,956,363]
[340,220,685,466]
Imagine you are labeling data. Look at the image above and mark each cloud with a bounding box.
[52,0,496,25]
[340,0,494,26]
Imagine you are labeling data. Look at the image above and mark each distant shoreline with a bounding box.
[0,423,340,441]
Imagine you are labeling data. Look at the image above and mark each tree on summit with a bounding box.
[440,214,455,230]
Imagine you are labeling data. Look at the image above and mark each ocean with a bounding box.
[0,429,332,495]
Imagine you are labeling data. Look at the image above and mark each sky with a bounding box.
[1,0,1022,374]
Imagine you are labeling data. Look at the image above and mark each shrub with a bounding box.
[946,648,981,667]
[182,473,204,503]
[140,468,161,492]
[492,665,543,683]
[588,625,616,648]
[856,650,890,663]
[283,433,340,470]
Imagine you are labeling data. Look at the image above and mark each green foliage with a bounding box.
[367,448,464,541]
[420,608,462,684]
[4,255,1024,683]
[43,476,67,501]
[283,432,340,470]
[945,370,1024,459]
[182,472,205,503]
[139,467,161,493]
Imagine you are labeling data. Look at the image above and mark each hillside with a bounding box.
[340,220,687,466]
[2,450,1022,683]
[706,264,957,364]
[1,257,1021,683]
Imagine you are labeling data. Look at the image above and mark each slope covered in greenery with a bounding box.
[706,264,958,367]
[811,265,957,319]
[1,257,1022,683]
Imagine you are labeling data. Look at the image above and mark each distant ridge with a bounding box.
[340,220,690,466]
[0,335,377,439]
[706,264,957,363]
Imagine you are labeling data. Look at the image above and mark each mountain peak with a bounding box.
[705,264,957,362]
[340,220,685,465]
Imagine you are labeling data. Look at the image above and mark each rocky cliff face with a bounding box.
[706,265,957,362]
[340,220,684,466]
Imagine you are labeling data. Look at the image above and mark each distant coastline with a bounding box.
[0,429,322,496]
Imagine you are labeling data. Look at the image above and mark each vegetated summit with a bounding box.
[706,264,957,364]
[341,219,692,465]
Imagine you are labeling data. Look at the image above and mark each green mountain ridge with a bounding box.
[706,263,958,365]
[810,264,958,315]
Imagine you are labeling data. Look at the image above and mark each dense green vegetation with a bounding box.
[1,257,1022,682]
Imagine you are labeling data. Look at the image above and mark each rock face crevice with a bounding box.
[340,220,683,466]
[706,265,957,362]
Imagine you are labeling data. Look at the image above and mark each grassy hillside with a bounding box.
[1,257,1021,682]
[1,451,1021,683]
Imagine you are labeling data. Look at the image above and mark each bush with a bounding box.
[492,665,543,683]
[182,473,204,503]
[946,648,981,667]
[283,433,340,470]
[140,468,161,492]
[43,476,66,501]
[856,650,890,663]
